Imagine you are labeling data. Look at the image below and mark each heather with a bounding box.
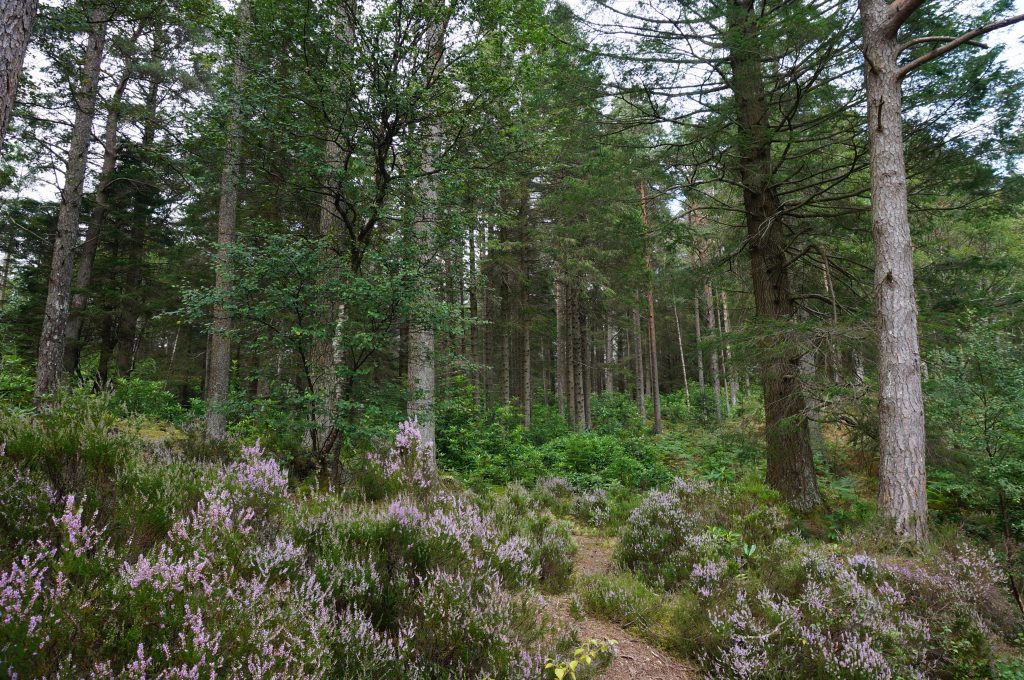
[0,401,593,678]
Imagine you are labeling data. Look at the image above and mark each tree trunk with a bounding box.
[721,290,739,407]
[574,290,587,429]
[407,12,448,465]
[673,302,689,403]
[0,0,38,153]
[555,273,566,418]
[704,279,722,422]
[604,320,615,393]
[694,293,705,395]
[639,181,662,433]
[860,0,927,540]
[206,0,249,440]
[632,307,646,421]
[727,0,821,510]
[64,66,133,375]
[523,325,532,427]
[34,5,108,402]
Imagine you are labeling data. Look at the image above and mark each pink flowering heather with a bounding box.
[219,440,289,500]
[366,420,435,492]
[53,495,106,558]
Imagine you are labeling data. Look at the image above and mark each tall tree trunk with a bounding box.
[673,302,690,404]
[34,5,109,401]
[860,0,927,539]
[727,0,821,510]
[721,290,739,408]
[406,11,448,466]
[604,320,615,393]
[632,307,646,421]
[713,292,729,416]
[555,273,566,418]
[0,246,12,307]
[694,294,705,394]
[639,181,662,432]
[468,228,479,402]
[704,279,722,422]
[64,64,133,375]
[523,325,532,427]
[574,290,587,429]
[0,0,38,153]
[206,0,249,439]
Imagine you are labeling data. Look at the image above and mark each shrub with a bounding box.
[589,392,643,437]
[577,572,664,631]
[572,488,610,527]
[539,433,670,489]
[108,376,188,424]
[616,477,786,589]
[0,403,565,678]
[533,476,575,515]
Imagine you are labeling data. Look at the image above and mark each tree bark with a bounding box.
[673,302,690,404]
[407,10,449,465]
[694,293,705,394]
[0,0,38,154]
[555,273,567,419]
[64,64,133,375]
[721,290,738,407]
[632,307,646,421]
[704,278,722,422]
[604,320,615,393]
[34,5,109,401]
[639,181,662,433]
[727,0,821,510]
[206,0,249,440]
[860,0,927,540]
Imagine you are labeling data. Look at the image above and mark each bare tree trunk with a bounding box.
[0,0,38,153]
[704,279,722,421]
[694,293,705,395]
[0,247,12,307]
[555,274,566,418]
[64,64,133,375]
[602,320,612,394]
[34,5,108,402]
[672,302,689,404]
[406,9,450,465]
[206,0,249,439]
[523,325,532,427]
[860,0,927,539]
[727,0,821,510]
[639,181,662,432]
[721,290,738,407]
[632,307,646,421]
[581,304,591,429]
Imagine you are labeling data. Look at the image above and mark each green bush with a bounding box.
[577,571,664,631]
[589,392,643,437]
[539,432,670,489]
[109,376,188,424]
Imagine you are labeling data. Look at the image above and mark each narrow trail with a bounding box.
[553,533,701,680]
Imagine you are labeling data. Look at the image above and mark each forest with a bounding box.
[1,0,1024,676]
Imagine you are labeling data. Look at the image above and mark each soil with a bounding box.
[552,532,701,680]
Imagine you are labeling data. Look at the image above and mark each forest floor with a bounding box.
[553,533,701,680]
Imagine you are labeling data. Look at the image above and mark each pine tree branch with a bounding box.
[898,35,987,54]
[885,0,926,35]
[897,12,1024,80]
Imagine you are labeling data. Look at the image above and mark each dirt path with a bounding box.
[554,533,700,680]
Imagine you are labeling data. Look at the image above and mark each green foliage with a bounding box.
[108,376,189,424]
[589,392,643,437]
[540,433,671,489]
[577,572,664,631]
[543,638,616,680]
